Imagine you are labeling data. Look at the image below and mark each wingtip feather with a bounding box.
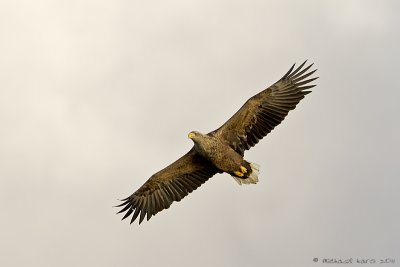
[281,63,296,80]
[287,60,307,79]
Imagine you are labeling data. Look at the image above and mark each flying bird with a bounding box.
[117,61,318,224]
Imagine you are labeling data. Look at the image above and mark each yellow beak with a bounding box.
[188,132,195,139]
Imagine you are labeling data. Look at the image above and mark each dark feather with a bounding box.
[117,148,219,224]
[210,61,318,155]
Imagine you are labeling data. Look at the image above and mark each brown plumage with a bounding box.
[117,61,318,224]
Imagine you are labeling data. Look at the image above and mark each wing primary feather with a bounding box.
[158,188,171,207]
[268,102,295,110]
[273,94,306,101]
[281,63,296,80]
[275,89,308,97]
[286,60,307,79]
[115,199,130,207]
[130,208,141,224]
[149,193,156,213]
[152,193,161,215]
[155,189,167,209]
[295,77,319,87]
[163,186,175,203]
[135,196,144,211]
[131,197,141,208]
[145,195,153,220]
[262,105,288,114]
[153,190,162,210]
[117,202,132,214]
[121,207,134,220]
[290,63,314,80]
[140,197,148,216]
[293,69,318,83]
[139,208,146,224]
[147,212,153,221]
[297,85,316,90]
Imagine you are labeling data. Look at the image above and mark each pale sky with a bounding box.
[1,1,399,266]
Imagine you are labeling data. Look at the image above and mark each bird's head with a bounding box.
[188,131,202,142]
[188,131,209,153]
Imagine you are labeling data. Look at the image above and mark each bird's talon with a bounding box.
[240,166,247,173]
[234,171,244,177]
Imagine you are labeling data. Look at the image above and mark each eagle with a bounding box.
[117,61,318,224]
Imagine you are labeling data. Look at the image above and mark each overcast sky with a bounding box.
[1,0,399,266]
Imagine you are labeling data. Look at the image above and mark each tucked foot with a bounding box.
[240,166,247,174]
[234,170,244,177]
[231,162,260,185]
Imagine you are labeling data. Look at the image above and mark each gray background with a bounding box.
[1,0,399,266]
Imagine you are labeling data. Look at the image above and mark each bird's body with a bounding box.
[117,61,318,224]
[189,131,257,182]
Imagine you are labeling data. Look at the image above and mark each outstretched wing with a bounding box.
[210,61,318,155]
[116,148,219,224]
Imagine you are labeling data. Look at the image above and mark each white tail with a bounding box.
[232,162,260,185]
